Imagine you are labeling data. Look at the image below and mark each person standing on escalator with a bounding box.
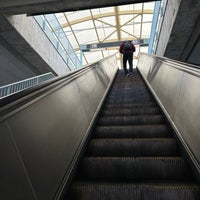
[119,40,136,76]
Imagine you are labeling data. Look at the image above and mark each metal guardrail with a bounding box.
[148,0,168,54]
[34,14,82,71]
[0,72,55,99]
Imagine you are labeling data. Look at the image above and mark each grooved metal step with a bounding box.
[69,182,200,200]
[101,107,161,116]
[94,125,171,138]
[104,102,156,108]
[87,138,180,156]
[80,157,193,181]
[98,115,165,126]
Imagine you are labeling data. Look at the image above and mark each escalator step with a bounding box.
[101,107,160,116]
[94,125,171,138]
[104,102,156,108]
[106,97,154,103]
[87,138,180,157]
[80,157,193,181]
[66,69,199,200]
[69,182,200,200]
[98,115,165,126]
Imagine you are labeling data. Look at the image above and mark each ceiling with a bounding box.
[52,2,156,67]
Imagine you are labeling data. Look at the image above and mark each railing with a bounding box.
[0,72,55,99]
[148,0,168,54]
[34,14,82,70]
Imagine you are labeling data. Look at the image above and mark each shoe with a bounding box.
[126,73,130,76]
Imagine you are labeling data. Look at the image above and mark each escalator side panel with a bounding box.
[0,55,118,200]
[138,52,200,174]
[0,123,37,200]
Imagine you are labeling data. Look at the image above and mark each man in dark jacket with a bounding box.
[119,40,136,76]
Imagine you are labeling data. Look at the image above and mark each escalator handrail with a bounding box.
[0,54,116,117]
[140,52,200,76]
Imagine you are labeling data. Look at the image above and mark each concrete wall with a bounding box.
[0,38,36,86]
[156,0,181,56]
[187,36,200,66]
[6,14,71,76]
[0,14,72,86]
[156,0,200,66]
[181,17,200,66]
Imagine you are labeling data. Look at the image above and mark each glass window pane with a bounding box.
[51,2,156,66]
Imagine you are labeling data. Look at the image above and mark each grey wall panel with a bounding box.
[6,81,89,200]
[0,123,37,200]
[0,55,118,200]
[187,36,200,66]
[150,63,184,120]
[137,53,200,171]
[175,73,200,162]
[0,38,36,86]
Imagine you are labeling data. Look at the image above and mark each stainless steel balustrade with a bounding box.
[0,55,118,200]
[137,52,200,173]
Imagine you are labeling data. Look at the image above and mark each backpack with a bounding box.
[123,41,132,50]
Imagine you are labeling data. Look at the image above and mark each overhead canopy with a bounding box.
[0,0,160,15]
[52,2,156,66]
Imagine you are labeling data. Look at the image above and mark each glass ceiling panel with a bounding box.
[63,27,71,36]
[52,1,156,67]
[120,15,138,25]
[143,14,153,22]
[133,3,143,9]
[72,21,94,30]
[142,23,152,38]
[133,24,142,38]
[91,9,101,15]
[55,13,66,24]
[66,35,79,49]
[98,7,114,14]
[107,32,118,41]
[102,27,116,38]
[144,2,155,9]
[119,4,134,11]
[67,10,91,21]
[101,16,116,26]
[75,29,98,44]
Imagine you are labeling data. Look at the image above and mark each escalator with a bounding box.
[66,69,200,199]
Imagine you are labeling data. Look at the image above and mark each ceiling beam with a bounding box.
[114,6,121,41]
[61,9,153,28]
